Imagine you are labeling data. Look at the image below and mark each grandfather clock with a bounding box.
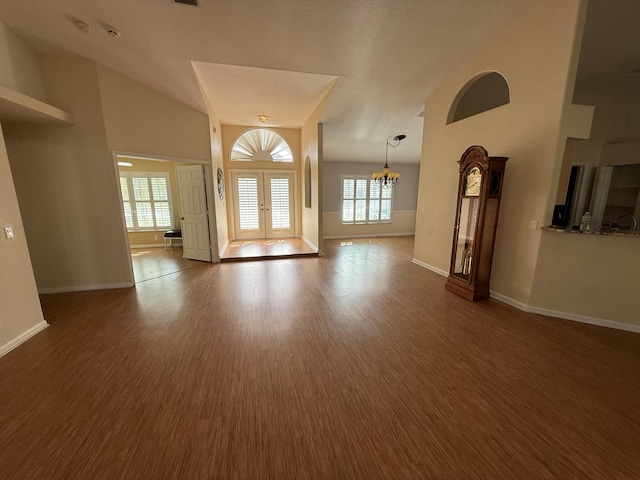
[445,145,508,301]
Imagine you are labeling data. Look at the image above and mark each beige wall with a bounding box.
[117,158,181,247]
[0,22,45,100]
[221,125,302,239]
[414,0,586,304]
[531,232,640,327]
[0,122,47,354]
[198,88,228,258]
[96,64,211,162]
[4,55,132,293]
[300,88,335,253]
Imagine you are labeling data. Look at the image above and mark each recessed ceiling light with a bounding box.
[117,161,133,167]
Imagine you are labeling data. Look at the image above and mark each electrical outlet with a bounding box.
[4,226,14,239]
[530,220,538,230]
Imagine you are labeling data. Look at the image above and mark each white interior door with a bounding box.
[177,165,212,261]
[232,171,295,240]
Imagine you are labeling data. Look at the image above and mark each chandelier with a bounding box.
[373,134,406,187]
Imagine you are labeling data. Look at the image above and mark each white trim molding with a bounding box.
[38,282,134,295]
[0,321,49,358]
[411,260,640,334]
[411,258,448,277]
[325,232,415,240]
[301,235,319,253]
[490,291,640,334]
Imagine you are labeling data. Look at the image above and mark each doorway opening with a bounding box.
[115,154,213,284]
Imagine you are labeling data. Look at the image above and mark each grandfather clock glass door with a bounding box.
[453,197,479,279]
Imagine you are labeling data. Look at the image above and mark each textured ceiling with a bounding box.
[192,62,338,128]
[4,0,609,165]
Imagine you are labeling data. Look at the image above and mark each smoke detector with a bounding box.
[106,26,121,38]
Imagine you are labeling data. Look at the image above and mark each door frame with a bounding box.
[111,151,219,286]
[228,168,298,240]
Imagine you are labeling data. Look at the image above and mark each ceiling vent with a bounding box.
[174,0,199,6]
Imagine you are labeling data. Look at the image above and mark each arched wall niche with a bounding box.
[447,71,510,124]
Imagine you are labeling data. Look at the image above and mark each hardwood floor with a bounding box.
[131,246,204,282]
[1,236,640,479]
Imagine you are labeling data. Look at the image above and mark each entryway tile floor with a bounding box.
[221,238,317,261]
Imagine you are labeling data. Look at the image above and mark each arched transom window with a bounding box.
[231,128,293,163]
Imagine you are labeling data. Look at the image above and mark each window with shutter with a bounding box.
[341,175,394,224]
[119,172,174,231]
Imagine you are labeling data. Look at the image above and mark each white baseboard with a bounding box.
[324,232,415,240]
[130,244,165,249]
[411,258,448,277]
[38,282,134,295]
[409,262,640,334]
[219,239,230,257]
[0,321,49,358]
[490,291,640,334]
[301,235,319,252]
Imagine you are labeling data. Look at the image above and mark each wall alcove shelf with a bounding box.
[0,85,73,124]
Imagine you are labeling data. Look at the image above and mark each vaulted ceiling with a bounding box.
[0,0,633,164]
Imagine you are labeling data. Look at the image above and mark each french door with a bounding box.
[231,171,295,239]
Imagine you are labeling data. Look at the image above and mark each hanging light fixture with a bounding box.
[373,134,406,187]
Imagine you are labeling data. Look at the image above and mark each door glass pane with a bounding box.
[237,177,260,230]
[270,178,291,229]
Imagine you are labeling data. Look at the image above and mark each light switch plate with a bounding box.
[530,220,538,230]
[4,226,14,239]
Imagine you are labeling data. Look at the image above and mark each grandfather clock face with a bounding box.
[464,166,482,196]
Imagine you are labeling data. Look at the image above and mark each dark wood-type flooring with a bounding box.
[1,236,639,479]
[131,246,203,283]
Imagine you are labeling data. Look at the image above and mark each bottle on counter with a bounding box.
[579,211,592,233]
